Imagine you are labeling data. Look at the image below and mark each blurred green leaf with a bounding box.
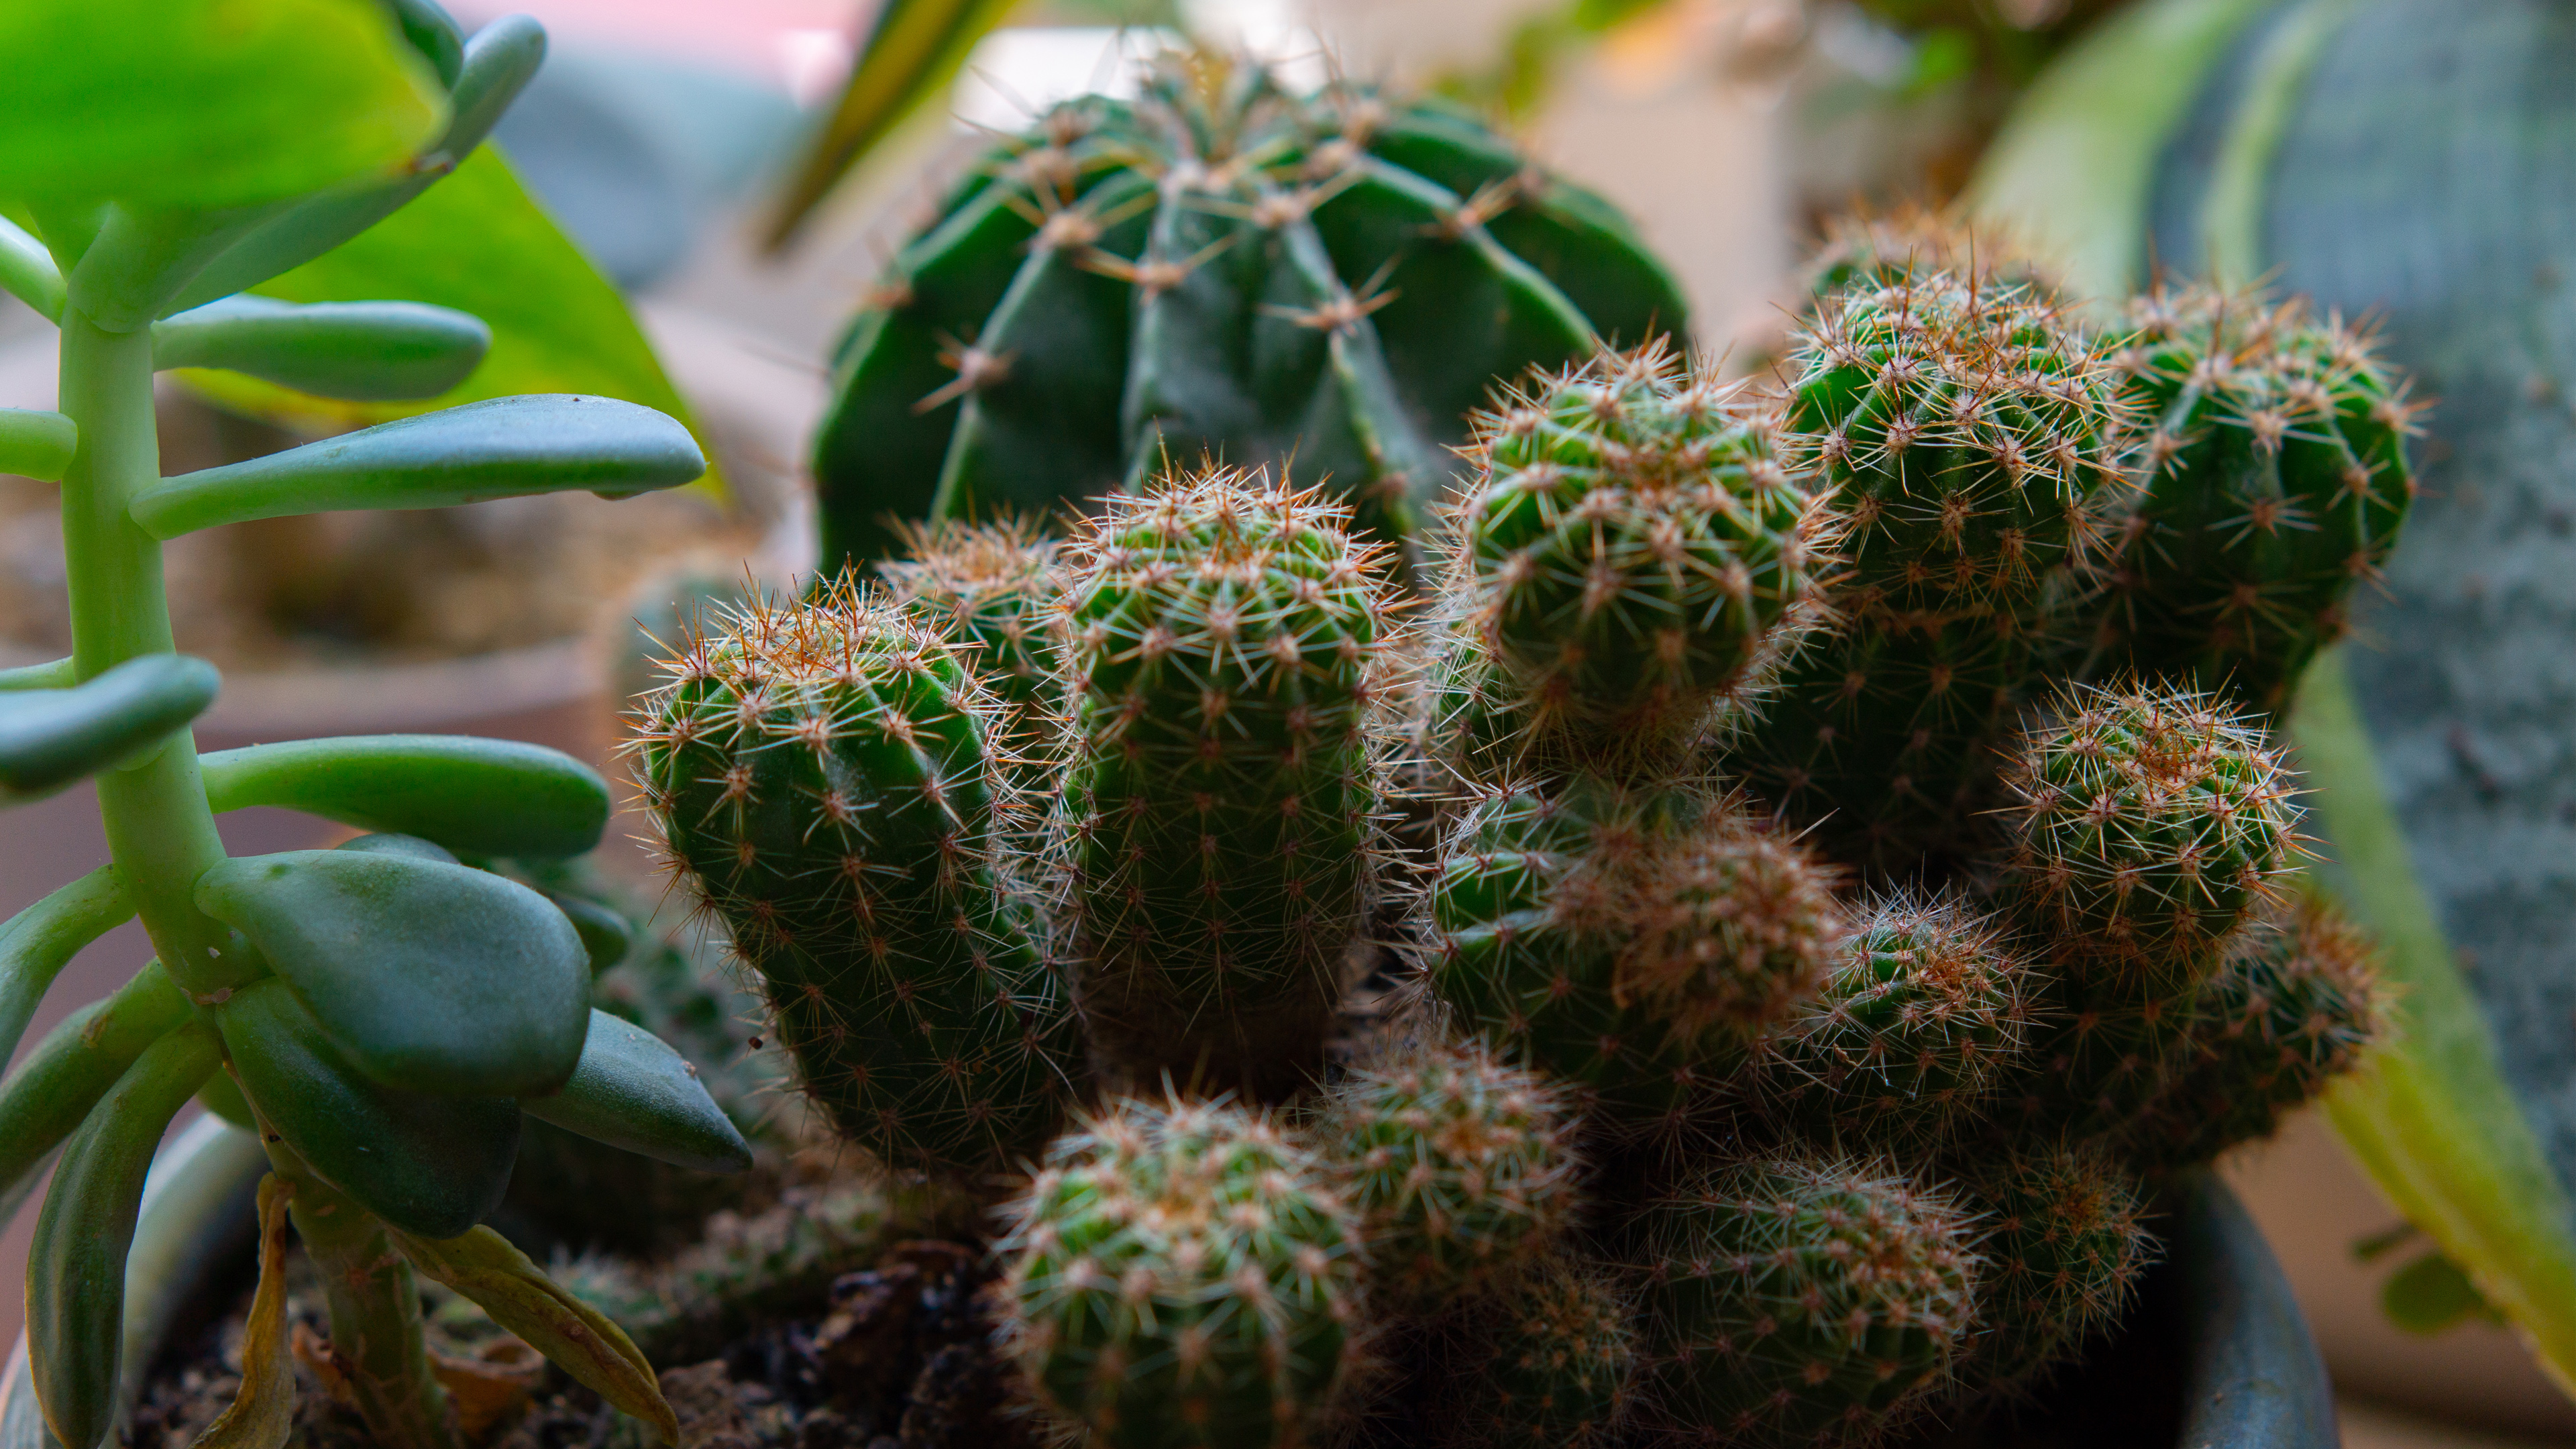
[201,734,610,860]
[178,145,725,499]
[0,0,445,211]
[2383,1250,2504,1336]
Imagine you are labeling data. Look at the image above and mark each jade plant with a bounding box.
[635,227,2414,1444]
[808,48,1688,574]
[0,4,759,1448]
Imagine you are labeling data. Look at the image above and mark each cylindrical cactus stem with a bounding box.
[2083,281,2420,713]
[1313,1032,1583,1306]
[1799,207,2065,305]
[1750,894,2045,1151]
[1434,1251,1641,1449]
[630,580,1079,1175]
[1635,1152,1980,1449]
[1442,341,1837,777]
[1737,268,2129,875]
[880,515,1064,751]
[1427,775,1841,1142]
[2132,896,2390,1173]
[1055,468,1397,1098]
[996,1093,1367,1449]
[1996,680,2302,981]
[1944,1140,2151,1396]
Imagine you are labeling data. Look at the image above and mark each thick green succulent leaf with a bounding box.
[168,15,545,313]
[217,977,520,1238]
[520,1009,752,1173]
[197,849,591,1096]
[0,216,65,320]
[0,866,133,1071]
[0,963,192,1222]
[0,408,77,482]
[0,657,75,692]
[0,0,444,211]
[129,394,705,539]
[200,733,609,859]
[385,0,467,90]
[176,143,725,499]
[334,831,460,863]
[0,655,221,804]
[24,1023,220,1449]
[547,895,634,977]
[155,297,490,402]
[68,201,297,333]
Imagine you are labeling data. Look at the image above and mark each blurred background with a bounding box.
[3,3,2569,1445]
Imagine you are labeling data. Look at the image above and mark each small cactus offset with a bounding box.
[1436,1252,1640,1449]
[1316,1034,1582,1304]
[1637,1155,1981,1449]
[1800,206,2065,303]
[1055,469,1397,1097]
[1444,342,1837,772]
[631,581,1081,1174]
[1945,1142,2151,1395]
[879,516,1065,737]
[996,1093,1366,1449]
[1741,268,2129,871]
[2082,282,2420,712]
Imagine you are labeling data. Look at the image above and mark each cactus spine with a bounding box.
[1946,1142,2149,1394]
[1056,471,1395,1097]
[996,1093,1365,1449]
[632,582,1079,1173]
[1438,1253,1640,1449]
[880,517,1065,743]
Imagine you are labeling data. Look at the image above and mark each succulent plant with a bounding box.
[1739,268,2129,871]
[809,50,1691,576]
[632,579,1081,1175]
[1636,1155,1981,1449]
[1800,206,2065,304]
[2076,282,2420,712]
[1945,1141,2149,1395]
[1055,470,1396,1098]
[1316,1033,1581,1305]
[1436,1252,1639,1449]
[880,515,1065,749]
[996,1093,1367,1449]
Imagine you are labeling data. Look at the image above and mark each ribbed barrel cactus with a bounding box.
[810,51,1689,572]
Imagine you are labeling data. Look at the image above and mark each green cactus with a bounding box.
[2133,897,2391,1173]
[1442,341,1837,772]
[1428,775,1837,1140]
[1996,681,2301,979]
[1946,1141,2149,1394]
[880,515,1065,745]
[1436,1252,1639,1449]
[1801,208,2064,305]
[1740,270,2128,872]
[996,1093,1366,1449]
[811,50,1689,573]
[632,580,1081,1175]
[1636,1154,1980,1449]
[1755,894,2041,1150]
[1055,470,1395,1097]
[1316,1033,1582,1305]
[2081,282,2419,712]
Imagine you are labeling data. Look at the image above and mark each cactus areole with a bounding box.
[810,52,1690,573]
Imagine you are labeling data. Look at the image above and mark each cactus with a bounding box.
[2080,282,2420,712]
[880,515,1065,742]
[632,580,1081,1174]
[1055,470,1395,1097]
[1947,1141,2149,1394]
[1443,341,1837,772]
[1755,895,2043,1150]
[1801,207,2063,304]
[1996,681,2301,979]
[811,50,1689,572]
[1637,1155,1980,1449]
[1316,1034,1582,1304]
[1741,270,2128,873]
[2133,897,2391,1172]
[1428,776,1838,1140]
[996,1093,1366,1449]
[1436,1253,1639,1449]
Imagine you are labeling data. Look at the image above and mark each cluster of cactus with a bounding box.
[637,213,2413,1448]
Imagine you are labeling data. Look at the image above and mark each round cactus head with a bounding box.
[1612,809,1847,1045]
[1801,207,2063,305]
[1637,1154,1980,1449]
[811,48,1690,572]
[1438,1252,1640,1449]
[1448,341,1837,766]
[1951,1140,2150,1395]
[629,578,1077,1175]
[880,515,1063,729]
[996,1093,1366,1449]
[2091,281,2421,712]
[1998,680,2301,977]
[1757,894,2043,1150]
[1317,1033,1582,1305]
[1055,467,1397,1097]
